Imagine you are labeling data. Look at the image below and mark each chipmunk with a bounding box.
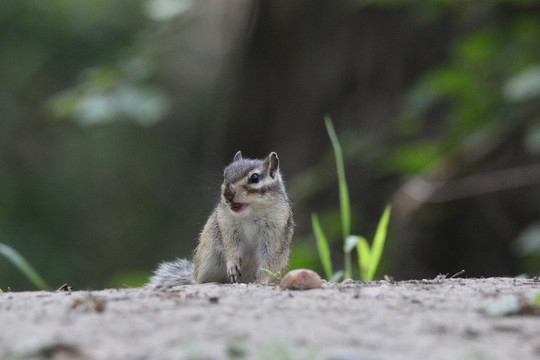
[148,151,294,287]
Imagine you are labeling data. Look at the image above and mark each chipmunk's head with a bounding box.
[221,151,284,215]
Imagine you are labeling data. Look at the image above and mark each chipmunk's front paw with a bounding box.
[227,263,242,283]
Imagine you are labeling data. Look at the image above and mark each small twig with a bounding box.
[450,269,465,279]
[402,163,540,204]
[57,283,72,292]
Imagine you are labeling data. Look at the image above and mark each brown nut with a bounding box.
[279,269,322,290]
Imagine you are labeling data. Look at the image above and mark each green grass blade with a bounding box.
[356,237,371,281]
[330,270,344,282]
[260,268,281,281]
[367,205,392,281]
[0,243,51,290]
[324,115,351,239]
[312,213,333,279]
[325,115,352,278]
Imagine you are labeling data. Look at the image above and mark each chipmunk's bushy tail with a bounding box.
[147,258,194,288]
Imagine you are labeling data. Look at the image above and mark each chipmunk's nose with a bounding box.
[223,185,235,202]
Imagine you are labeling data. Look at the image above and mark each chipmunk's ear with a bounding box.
[264,152,279,178]
[233,151,243,162]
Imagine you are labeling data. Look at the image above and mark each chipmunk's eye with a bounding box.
[248,173,259,184]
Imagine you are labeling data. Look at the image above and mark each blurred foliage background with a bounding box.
[2,0,540,290]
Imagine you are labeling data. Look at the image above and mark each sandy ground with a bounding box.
[1,277,540,360]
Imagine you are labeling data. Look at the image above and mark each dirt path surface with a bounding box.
[1,277,539,360]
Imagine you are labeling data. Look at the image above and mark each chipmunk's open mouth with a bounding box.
[230,202,247,212]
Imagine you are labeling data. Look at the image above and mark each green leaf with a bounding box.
[0,243,51,290]
[385,142,441,174]
[367,205,392,281]
[145,0,194,21]
[513,222,540,256]
[356,237,371,281]
[325,115,352,279]
[486,296,520,317]
[312,213,333,280]
[344,235,360,253]
[330,270,344,282]
[324,115,351,239]
[503,65,540,103]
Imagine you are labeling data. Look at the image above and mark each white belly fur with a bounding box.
[238,219,260,281]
